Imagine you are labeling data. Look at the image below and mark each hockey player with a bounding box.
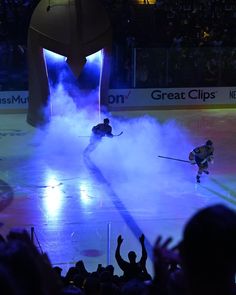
[84,118,114,155]
[189,140,214,183]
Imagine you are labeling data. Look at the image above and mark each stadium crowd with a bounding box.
[0,204,235,294]
[106,0,236,87]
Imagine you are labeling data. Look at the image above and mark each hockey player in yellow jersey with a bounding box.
[189,140,214,183]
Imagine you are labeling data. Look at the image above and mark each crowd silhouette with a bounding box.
[0,204,235,294]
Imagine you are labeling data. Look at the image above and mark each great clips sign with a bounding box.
[1,87,236,111]
[108,87,236,109]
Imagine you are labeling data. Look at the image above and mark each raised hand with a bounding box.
[151,235,181,295]
[153,235,180,275]
[117,235,123,245]
[139,234,145,244]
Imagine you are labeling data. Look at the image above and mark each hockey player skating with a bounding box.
[189,140,214,183]
[84,118,115,155]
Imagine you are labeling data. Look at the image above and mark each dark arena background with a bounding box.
[0,0,236,293]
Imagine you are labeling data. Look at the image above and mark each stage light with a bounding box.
[44,49,66,63]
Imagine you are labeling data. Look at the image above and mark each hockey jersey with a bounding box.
[92,123,113,137]
[189,145,214,161]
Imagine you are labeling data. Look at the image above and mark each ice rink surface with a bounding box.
[0,108,235,276]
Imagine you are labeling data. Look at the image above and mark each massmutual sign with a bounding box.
[0,88,236,111]
[0,91,28,109]
[108,87,236,109]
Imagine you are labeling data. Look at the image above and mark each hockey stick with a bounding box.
[78,131,123,138]
[158,155,190,163]
[113,131,123,137]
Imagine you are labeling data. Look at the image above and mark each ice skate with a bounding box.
[196,176,200,183]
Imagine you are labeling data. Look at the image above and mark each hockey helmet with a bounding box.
[206,140,213,146]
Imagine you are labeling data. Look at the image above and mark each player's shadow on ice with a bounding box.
[83,154,107,183]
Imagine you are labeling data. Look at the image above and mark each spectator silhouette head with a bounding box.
[105,264,114,276]
[103,118,110,124]
[128,251,137,263]
[180,204,236,295]
[75,260,89,278]
[206,139,213,146]
[0,228,61,295]
[53,266,63,275]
